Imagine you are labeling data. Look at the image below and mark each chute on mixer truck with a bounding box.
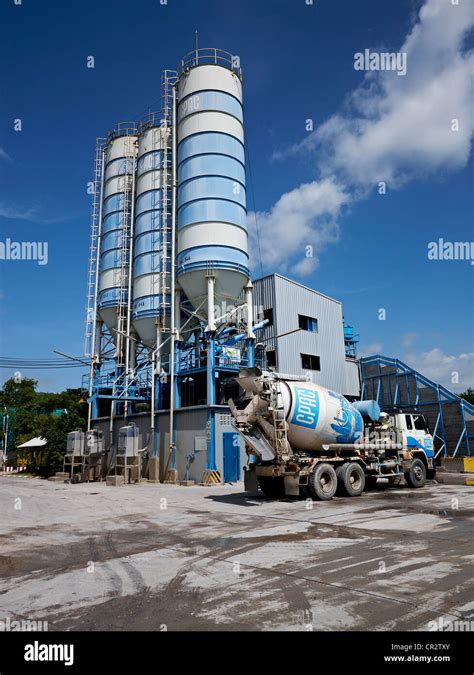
[229,368,436,500]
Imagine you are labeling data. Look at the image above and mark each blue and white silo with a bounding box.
[97,129,138,349]
[132,122,172,348]
[176,52,249,327]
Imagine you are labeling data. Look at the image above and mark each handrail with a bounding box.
[107,122,139,142]
[180,47,242,78]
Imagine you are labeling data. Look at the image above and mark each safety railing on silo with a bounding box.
[180,48,242,78]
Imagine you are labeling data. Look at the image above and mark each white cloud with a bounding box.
[401,332,419,348]
[403,348,474,392]
[359,342,384,358]
[248,178,348,275]
[0,148,11,162]
[307,0,474,189]
[258,0,474,275]
[0,203,38,221]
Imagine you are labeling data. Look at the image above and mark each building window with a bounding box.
[301,354,320,371]
[263,308,274,326]
[266,349,276,368]
[299,314,318,333]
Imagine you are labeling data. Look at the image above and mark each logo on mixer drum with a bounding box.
[291,387,319,429]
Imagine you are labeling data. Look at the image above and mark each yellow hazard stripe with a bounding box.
[202,470,221,484]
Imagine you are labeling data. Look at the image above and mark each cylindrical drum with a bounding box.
[280,381,364,451]
[176,53,249,318]
[132,124,172,348]
[98,131,138,337]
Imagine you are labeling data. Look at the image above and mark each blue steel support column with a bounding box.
[206,332,217,472]
[436,385,447,457]
[114,366,124,417]
[246,340,255,368]
[460,402,470,456]
[170,339,181,470]
[245,281,255,367]
[152,370,160,459]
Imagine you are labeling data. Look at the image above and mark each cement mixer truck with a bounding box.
[229,368,436,500]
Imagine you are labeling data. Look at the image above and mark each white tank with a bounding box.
[98,130,138,339]
[132,124,172,349]
[176,52,249,319]
[279,381,364,451]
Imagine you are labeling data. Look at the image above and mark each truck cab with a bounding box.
[394,413,433,453]
[392,412,436,479]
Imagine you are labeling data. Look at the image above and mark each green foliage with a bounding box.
[459,388,474,405]
[1,378,87,476]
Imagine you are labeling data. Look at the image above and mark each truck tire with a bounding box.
[308,463,337,501]
[336,462,365,497]
[404,458,426,488]
[258,476,285,499]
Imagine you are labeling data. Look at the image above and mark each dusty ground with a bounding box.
[0,475,473,631]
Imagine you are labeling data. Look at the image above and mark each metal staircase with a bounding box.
[160,70,177,345]
[360,355,474,457]
[116,135,136,368]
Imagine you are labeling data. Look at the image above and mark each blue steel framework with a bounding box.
[360,355,474,457]
[84,48,257,482]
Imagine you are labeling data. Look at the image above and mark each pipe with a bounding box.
[168,83,178,475]
[245,280,255,339]
[124,141,137,420]
[174,287,181,340]
[206,274,216,332]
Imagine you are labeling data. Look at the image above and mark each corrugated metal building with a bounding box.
[253,274,360,397]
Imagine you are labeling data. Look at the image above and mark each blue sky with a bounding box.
[0,0,473,392]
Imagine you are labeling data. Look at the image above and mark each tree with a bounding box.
[1,377,87,475]
[460,388,474,405]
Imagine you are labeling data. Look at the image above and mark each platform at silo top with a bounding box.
[0,475,473,631]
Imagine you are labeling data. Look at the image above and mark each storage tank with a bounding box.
[176,49,249,320]
[97,126,138,342]
[85,429,104,456]
[66,430,85,456]
[132,120,172,348]
[279,381,365,451]
[117,424,139,456]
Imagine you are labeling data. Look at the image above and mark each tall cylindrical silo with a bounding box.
[132,121,172,349]
[98,128,138,348]
[176,50,249,322]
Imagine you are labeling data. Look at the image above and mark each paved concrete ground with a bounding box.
[1,475,473,631]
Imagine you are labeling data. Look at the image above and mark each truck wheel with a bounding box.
[308,463,337,501]
[336,463,365,497]
[404,458,426,488]
[258,476,285,499]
